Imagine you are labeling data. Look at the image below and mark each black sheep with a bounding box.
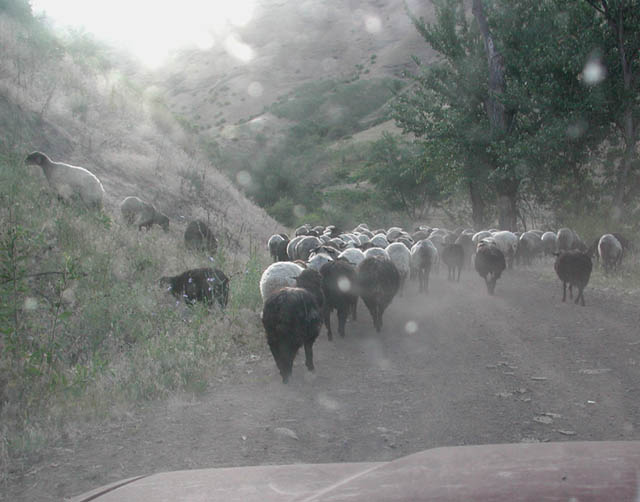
[475,241,506,295]
[274,234,290,261]
[262,269,324,383]
[554,250,592,306]
[184,220,218,254]
[356,256,400,332]
[320,259,358,340]
[160,267,229,307]
[442,243,464,281]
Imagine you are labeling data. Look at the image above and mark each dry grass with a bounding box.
[0,13,282,483]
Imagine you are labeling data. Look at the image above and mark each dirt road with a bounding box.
[7,265,640,501]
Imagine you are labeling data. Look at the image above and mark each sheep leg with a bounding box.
[269,342,291,383]
[568,284,574,300]
[304,340,315,372]
[562,281,567,302]
[337,306,348,338]
[351,298,358,321]
[456,266,461,282]
[576,287,585,306]
[324,307,333,341]
[372,303,384,332]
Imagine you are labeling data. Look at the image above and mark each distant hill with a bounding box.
[154,0,437,227]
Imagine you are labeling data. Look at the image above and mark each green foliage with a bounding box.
[358,133,449,220]
[393,0,494,226]
[0,0,32,22]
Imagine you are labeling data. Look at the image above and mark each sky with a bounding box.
[30,0,257,67]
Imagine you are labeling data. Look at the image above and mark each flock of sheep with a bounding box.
[260,223,632,383]
[24,151,228,307]
[22,151,632,384]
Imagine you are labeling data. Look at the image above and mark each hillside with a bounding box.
[158,0,436,136]
[152,0,439,228]
[0,10,285,255]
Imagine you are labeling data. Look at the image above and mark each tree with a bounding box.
[360,133,448,220]
[581,0,640,219]
[392,0,494,228]
[472,0,519,230]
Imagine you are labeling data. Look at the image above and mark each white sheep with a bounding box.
[286,235,306,261]
[491,230,518,269]
[541,231,558,256]
[472,230,493,246]
[598,234,623,274]
[259,261,305,303]
[385,242,411,295]
[307,253,334,272]
[120,196,169,231]
[338,248,366,267]
[370,234,389,248]
[410,239,438,293]
[25,151,105,209]
[364,247,389,260]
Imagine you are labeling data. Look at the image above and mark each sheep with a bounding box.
[554,250,592,306]
[24,151,105,209]
[320,259,358,340]
[541,231,558,256]
[516,231,543,266]
[307,252,334,272]
[557,227,575,252]
[386,227,404,242]
[475,240,506,295]
[385,242,411,295]
[454,232,475,268]
[357,256,400,332]
[294,236,323,261]
[286,235,306,260]
[370,234,389,248]
[294,224,312,236]
[491,231,518,269]
[472,230,493,246]
[160,267,229,307]
[259,261,305,303]
[598,234,623,274]
[338,247,366,267]
[410,239,437,293]
[267,234,290,262]
[262,268,324,383]
[364,247,389,260]
[441,243,464,281]
[184,220,218,254]
[120,196,169,231]
[412,229,431,242]
[310,245,341,260]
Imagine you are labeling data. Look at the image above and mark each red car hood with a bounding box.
[71,440,640,501]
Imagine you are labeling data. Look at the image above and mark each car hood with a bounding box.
[70,440,640,501]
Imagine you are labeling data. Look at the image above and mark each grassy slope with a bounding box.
[0,12,282,480]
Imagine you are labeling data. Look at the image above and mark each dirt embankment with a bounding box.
[6,264,640,501]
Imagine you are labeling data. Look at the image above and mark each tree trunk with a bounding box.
[469,181,486,229]
[584,1,639,220]
[612,104,637,220]
[473,0,519,231]
[472,0,513,137]
[496,178,519,231]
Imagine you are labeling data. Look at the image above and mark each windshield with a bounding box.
[1,1,639,500]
